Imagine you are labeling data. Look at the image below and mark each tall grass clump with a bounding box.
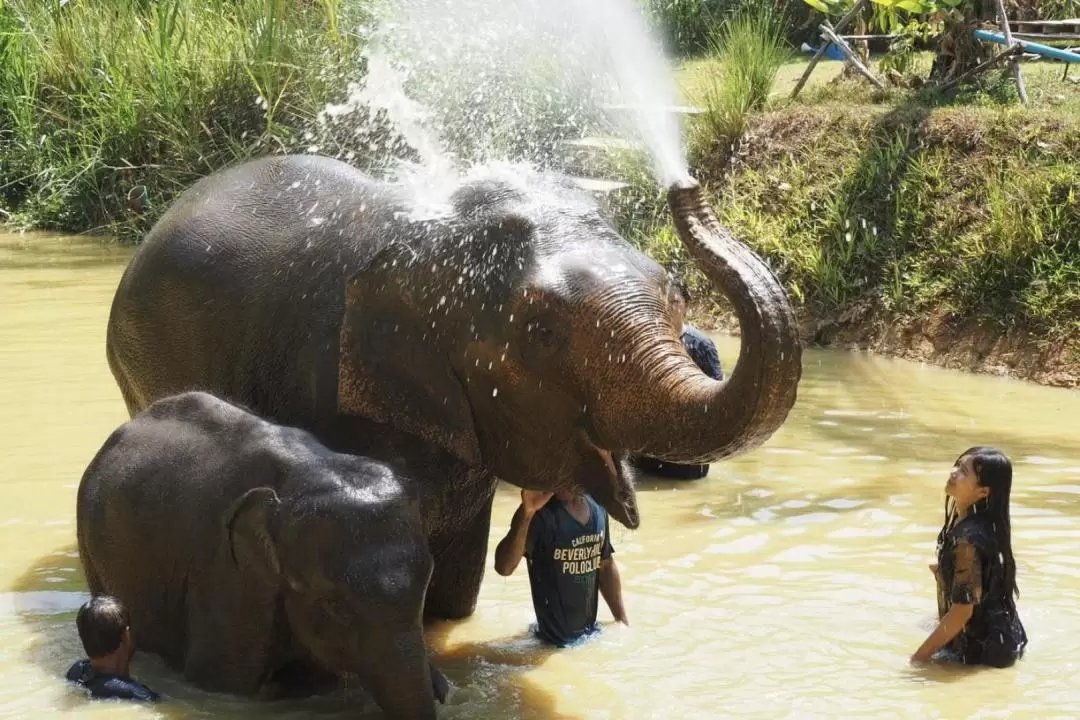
[694,2,790,161]
[0,0,379,240]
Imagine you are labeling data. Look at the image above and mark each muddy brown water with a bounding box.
[2,232,1080,719]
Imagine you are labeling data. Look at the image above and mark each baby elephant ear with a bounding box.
[224,487,281,577]
[337,245,482,466]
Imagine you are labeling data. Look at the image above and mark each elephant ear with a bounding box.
[337,244,482,466]
[224,487,281,578]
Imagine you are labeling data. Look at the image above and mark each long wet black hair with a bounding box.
[936,446,1019,606]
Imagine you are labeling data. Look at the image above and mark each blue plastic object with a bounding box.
[824,42,845,61]
[974,28,1080,63]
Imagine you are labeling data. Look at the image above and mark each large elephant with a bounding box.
[77,390,449,719]
[105,154,802,620]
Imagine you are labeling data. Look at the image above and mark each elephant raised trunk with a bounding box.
[600,178,802,465]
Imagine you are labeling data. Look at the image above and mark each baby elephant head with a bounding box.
[224,484,444,715]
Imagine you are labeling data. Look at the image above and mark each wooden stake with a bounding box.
[820,23,885,89]
[791,0,869,98]
[992,0,1029,104]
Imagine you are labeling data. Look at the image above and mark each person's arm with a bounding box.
[494,491,551,576]
[910,603,974,663]
[597,514,628,624]
[911,541,981,663]
[599,558,628,625]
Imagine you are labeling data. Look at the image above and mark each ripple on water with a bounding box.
[784,512,839,526]
[821,498,866,510]
[0,591,88,619]
[1023,455,1064,465]
[1030,484,1080,494]
[703,533,769,555]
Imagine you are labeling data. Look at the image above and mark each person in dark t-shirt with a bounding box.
[65,595,159,702]
[911,447,1027,668]
[630,277,725,480]
[494,489,629,647]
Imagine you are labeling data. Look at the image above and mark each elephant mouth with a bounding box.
[574,429,640,530]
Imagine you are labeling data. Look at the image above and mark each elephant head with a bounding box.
[338,167,802,530]
[224,485,439,708]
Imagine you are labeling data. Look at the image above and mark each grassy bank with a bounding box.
[2,2,1077,381]
[0,0,378,241]
[646,53,1080,380]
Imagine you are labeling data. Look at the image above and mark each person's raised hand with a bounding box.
[521,489,553,515]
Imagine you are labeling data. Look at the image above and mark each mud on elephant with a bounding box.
[77,391,449,719]
[105,153,802,620]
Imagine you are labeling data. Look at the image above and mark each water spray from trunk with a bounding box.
[326,0,692,188]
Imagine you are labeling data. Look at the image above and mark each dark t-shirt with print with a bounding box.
[525,495,614,647]
[65,659,160,702]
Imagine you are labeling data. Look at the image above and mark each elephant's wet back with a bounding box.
[5,233,1080,718]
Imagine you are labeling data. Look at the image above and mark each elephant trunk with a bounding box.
[604,178,802,464]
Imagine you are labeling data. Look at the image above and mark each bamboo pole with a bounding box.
[791,0,869,98]
[992,0,1029,104]
[820,23,885,89]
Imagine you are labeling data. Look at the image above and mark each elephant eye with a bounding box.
[320,597,350,621]
[525,319,557,350]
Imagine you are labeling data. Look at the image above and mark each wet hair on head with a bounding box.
[76,595,130,658]
[937,446,1019,605]
[670,273,692,305]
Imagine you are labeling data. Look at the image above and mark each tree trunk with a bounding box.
[928,2,996,84]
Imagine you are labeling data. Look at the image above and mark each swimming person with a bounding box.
[65,595,160,702]
[493,488,629,647]
[911,447,1028,668]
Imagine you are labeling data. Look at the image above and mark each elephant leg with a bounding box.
[182,582,277,695]
[424,486,496,620]
[268,660,339,699]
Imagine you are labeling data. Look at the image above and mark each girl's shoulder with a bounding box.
[948,515,996,554]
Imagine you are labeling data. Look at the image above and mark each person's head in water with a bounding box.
[938,446,1019,604]
[670,274,691,329]
[77,595,135,674]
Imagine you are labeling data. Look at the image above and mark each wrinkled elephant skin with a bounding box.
[77,391,447,719]
[106,154,802,620]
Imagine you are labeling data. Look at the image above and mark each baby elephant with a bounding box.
[76,391,449,719]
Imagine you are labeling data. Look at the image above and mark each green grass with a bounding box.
[0,0,375,240]
[656,54,1080,342]
[691,4,791,158]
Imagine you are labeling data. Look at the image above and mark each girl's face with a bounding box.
[946,454,990,507]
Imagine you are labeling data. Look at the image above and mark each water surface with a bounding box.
[2,233,1079,718]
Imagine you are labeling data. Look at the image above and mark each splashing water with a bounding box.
[323,0,692,189]
[320,47,453,179]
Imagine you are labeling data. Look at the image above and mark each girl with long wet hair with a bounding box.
[911,446,1028,668]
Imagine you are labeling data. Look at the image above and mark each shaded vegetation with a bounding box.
[0,0,377,241]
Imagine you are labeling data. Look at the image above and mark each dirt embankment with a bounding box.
[694,303,1080,389]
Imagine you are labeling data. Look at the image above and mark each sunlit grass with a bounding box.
[653,47,1080,340]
